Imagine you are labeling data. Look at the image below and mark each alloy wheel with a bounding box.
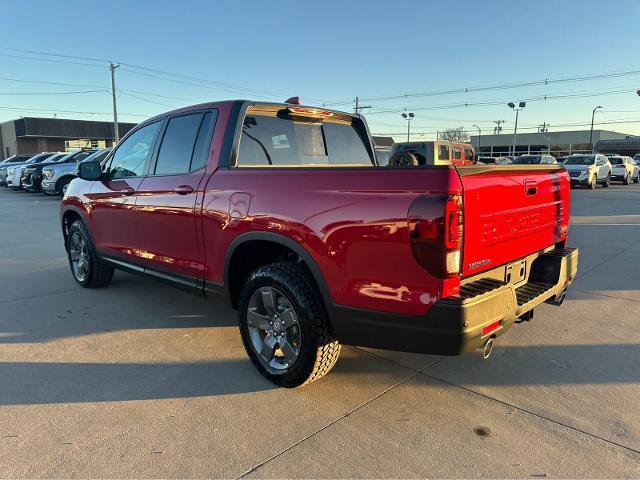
[69,231,89,282]
[246,286,302,374]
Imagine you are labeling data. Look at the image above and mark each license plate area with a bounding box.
[505,260,527,285]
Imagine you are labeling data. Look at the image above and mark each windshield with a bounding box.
[513,155,542,164]
[564,156,595,165]
[609,157,624,165]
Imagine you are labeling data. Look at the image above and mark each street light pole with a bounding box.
[109,61,120,145]
[401,112,414,142]
[472,124,481,156]
[589,105,602,153]
[507,101,526,156]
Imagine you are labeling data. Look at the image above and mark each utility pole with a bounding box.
[472,125,481,156]
[493,120,505,135]
[353,96,371,115]
[110,61,120,144]
[538,122,549,133]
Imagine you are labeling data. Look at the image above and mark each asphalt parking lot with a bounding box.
[0,183,639,478]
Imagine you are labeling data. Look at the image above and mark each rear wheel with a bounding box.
[238,262,341,388]
[66,220,114,288]
[634,174,639,184]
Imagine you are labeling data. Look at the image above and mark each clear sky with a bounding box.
[2,0,639,141]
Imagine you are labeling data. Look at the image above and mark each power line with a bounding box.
[0,105,151,118]
[0,89,107,96]
[325,67,640,106]
[366,87,639,115]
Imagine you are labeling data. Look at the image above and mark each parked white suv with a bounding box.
[608,155,637,184]
[563,154,612,189]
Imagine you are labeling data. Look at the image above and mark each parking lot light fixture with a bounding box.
[402,112,414,142]
[590,105,602,153]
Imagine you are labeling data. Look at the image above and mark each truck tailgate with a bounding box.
[457,165,570,277]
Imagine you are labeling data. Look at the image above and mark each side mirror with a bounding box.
[77,161,103,181]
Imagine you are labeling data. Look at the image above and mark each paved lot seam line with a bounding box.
[572,287,640,304]
[421,371,640,457]
[235,369,421,479]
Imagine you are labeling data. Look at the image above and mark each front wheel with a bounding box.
[602,174,611,188]
[238,262,341,388]
[66,220,114,288]
[589,174,597,189]
[57,177,72,196]
[623,174,630,185]
[634,174,640,184]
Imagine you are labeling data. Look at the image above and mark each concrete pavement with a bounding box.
[0,184,639,478]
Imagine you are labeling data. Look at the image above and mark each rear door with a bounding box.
[134,110,217,282]
[458,165,570,277]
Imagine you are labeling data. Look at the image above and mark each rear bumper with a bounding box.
[331,246,579,355]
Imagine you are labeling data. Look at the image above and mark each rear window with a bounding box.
[452,147,461,160]
[513,155,542,164]
[609,157,623,165]
[237,110,372,167]
[564,156,595,165]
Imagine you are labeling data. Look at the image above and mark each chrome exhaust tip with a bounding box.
[482,338,494,359]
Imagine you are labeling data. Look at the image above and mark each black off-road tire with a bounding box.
[238,261,341,388]
[66,220,114,288]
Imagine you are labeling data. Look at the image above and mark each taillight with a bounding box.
[408,194,463,279]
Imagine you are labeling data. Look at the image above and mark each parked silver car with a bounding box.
[608,155,637,184]
[41,148,111,196]
[564,154,612,189]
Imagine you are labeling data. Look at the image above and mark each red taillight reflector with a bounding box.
[444,196,463,250]
[482,321,501,336]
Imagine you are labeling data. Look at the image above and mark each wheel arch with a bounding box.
[61,206,93,251]
[224,232,332,311]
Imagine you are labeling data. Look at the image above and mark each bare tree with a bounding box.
[439,126,469,142]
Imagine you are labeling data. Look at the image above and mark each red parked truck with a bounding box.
[60,100,579,387]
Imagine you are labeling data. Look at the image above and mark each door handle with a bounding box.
[174,185,194,195]
[121,187,134,196]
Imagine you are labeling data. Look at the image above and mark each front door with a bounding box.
[134,111,216,283]
[89,120,163,262]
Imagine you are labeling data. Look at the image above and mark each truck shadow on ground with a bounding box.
[0,343,638,406]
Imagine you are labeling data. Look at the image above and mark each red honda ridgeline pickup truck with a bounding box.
[61,100,578,387]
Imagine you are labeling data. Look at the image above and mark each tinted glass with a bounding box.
[190,111,216,171]
[513,155,542,164]
[464,148,473,160]
[565,156,595,165]
[609,157,623,165]
[155,113,203,175]
[452,147,461,160]
[237,113,372,167]
[108,121,161,178]
[438,144,449,160]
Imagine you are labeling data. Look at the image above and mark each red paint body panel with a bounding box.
[459,168,570,277]
[201,167,462,316]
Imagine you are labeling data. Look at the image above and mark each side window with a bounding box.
[190,111,216,171]
[108,121,161,178]
[464,147,473,161]
[438,144,449,160]
[154,113,204,175]
[452,146,462,160]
